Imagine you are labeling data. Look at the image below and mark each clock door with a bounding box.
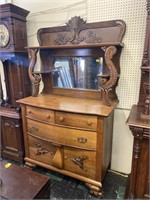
[0,23,10,47]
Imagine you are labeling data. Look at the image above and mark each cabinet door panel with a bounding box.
[64,147,96,179]
[136,139,149,199]
[2,118,22,153]
[28,135,57,166]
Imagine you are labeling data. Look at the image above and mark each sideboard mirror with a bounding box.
[52,56,103,90]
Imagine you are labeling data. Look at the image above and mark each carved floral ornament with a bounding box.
[55,16,85,45]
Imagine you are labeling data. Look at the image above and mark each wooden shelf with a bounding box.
[25,42,124,50]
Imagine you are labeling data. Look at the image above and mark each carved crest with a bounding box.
[55,16,102,45]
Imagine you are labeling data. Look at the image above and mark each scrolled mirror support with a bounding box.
[97,46,118,106]
[28,48,41,97]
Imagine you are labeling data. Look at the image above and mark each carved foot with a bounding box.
[24,161,36,170]
[85,182,103,197]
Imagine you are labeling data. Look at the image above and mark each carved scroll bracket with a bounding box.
[97,46,118,106]
[28,48,41,97]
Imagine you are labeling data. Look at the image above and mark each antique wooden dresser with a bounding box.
[125,1,150,199]
[17,17,126,196]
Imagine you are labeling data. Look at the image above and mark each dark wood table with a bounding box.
[0,160,50,199]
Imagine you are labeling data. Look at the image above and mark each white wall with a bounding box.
[0,0,146,174]
[111,109,133,173]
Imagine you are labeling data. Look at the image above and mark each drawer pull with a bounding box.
[59,116,64,122]
[47,115,51,119]
[70,156,88,171]
[34,142,41,147]
[30,126,39,132]
[35,148,48,155]
[77,137,87,143]
[28,110,32,114]
[87,120,92,125]
[34,143,48,155]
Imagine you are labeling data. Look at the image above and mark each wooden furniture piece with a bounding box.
[17,16,126,196]
[126,1,150,199]
[0,3,31,163]
[0,160,50,199]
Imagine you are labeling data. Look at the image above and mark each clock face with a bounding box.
[0,24,10,47]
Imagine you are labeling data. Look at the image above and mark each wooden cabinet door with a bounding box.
[1,117,24,162]
[135,138,149,199]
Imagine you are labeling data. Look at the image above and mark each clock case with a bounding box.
[0,3,31,163]
[0,3,29,52]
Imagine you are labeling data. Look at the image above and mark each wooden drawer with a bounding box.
[27,119,96,150]
[28,135,56,166]
[26,106,54,123]
[64,147,96,179]
[55,111,97,130]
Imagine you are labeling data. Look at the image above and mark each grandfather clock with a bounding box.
[126,0,150,199]
[0,3,31,163]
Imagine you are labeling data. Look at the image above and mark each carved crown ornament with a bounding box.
[54,16,103,45]
[37,16,126,47]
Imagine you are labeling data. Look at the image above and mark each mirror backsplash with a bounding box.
[53,57,103,90]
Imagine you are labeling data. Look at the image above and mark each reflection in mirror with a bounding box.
[53,57,103,90]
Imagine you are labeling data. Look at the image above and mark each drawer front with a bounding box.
[27,119,96,150]
[64,147,96,179]
[55,111,97,130]
[28,135,56,166]
[26,106,54,123]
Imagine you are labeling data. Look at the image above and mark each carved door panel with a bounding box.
[28,135,63,169]
[64,146,96,179]
[1,117,24,160]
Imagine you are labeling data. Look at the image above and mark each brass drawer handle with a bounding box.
[30,126,38,132]
[87,120,92,125]
[34,142,48,155]
[59,116,64,122]
[77,137,87,143]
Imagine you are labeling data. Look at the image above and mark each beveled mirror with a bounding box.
[52,56,103,90]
